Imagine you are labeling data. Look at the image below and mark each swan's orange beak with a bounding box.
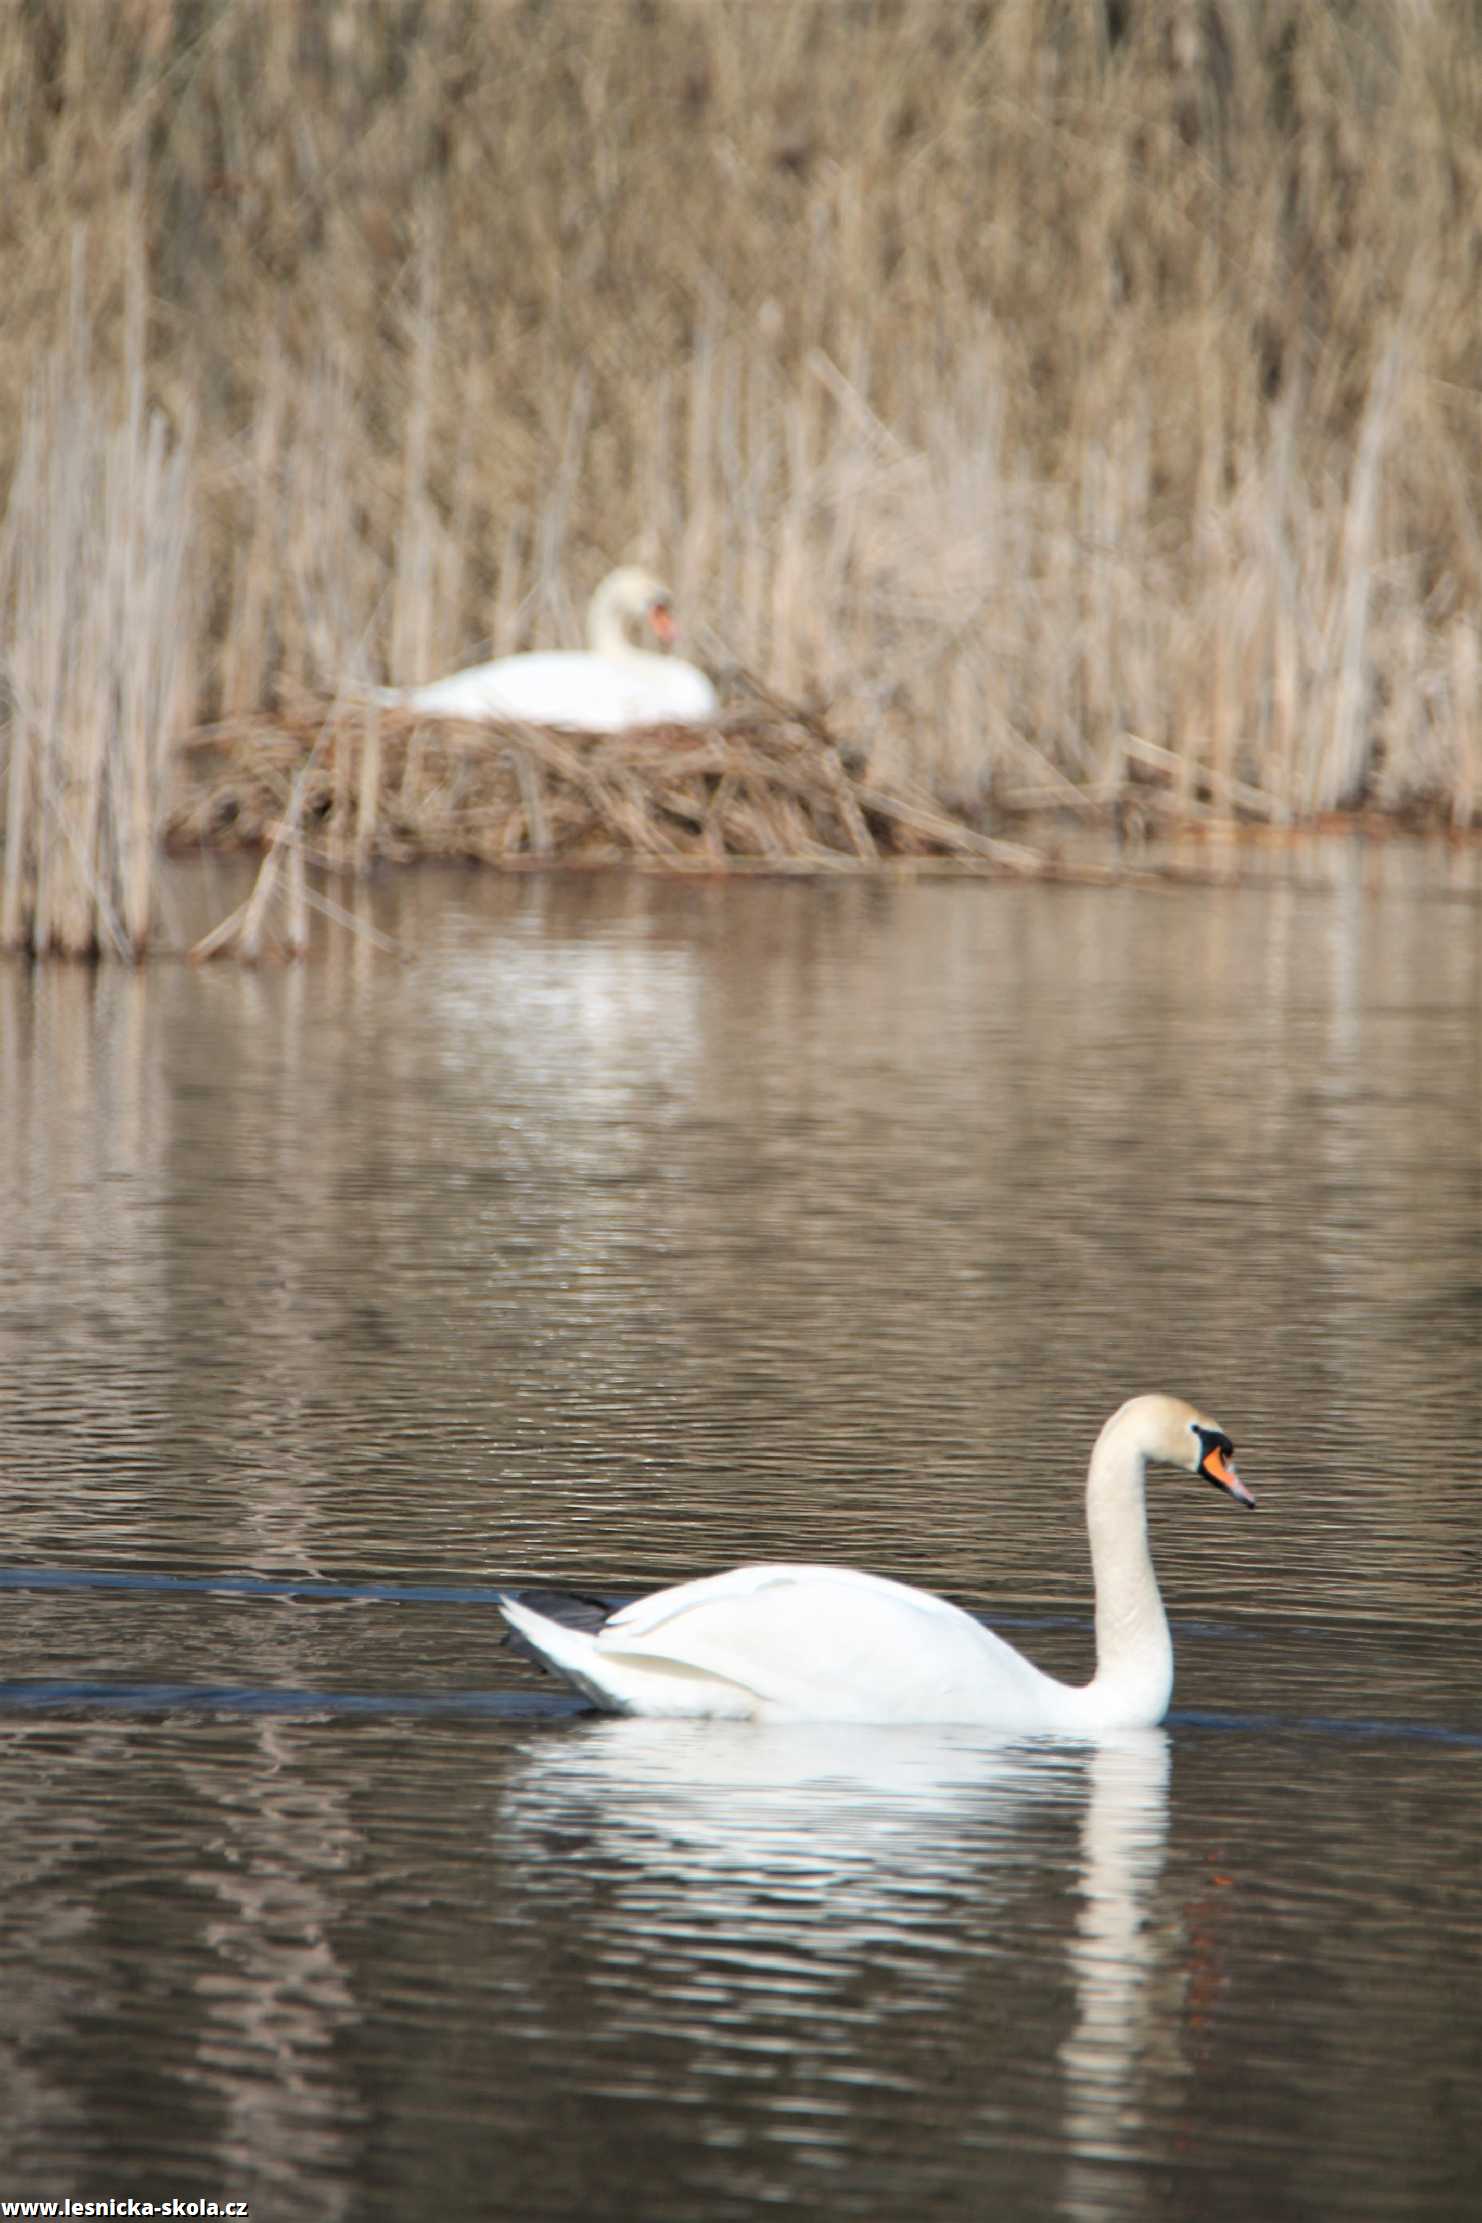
[649,603,676,645]
[1201,1442,1255,1508]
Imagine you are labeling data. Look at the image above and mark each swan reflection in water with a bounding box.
[493,1720,1181,2200]
[1058,1731,1178,2220]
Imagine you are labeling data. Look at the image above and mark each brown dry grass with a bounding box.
[4,1,1482,948]
[170,691,1046,889]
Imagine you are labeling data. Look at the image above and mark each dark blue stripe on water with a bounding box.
[1171,1708,1482,1749]
[0,1565,514,1606]
[2,1566,1476,1744]
[0,1680,1472,1746]
[0,1679,584,1718]
[0,1565,1248,1637]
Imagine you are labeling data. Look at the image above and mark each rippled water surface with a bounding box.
[0,844,1479,2218]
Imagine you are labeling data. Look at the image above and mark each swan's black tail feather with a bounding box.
[498,1588,626,1661]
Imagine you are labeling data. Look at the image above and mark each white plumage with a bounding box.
[499,1394,1254,1730]
[377,566,717,732]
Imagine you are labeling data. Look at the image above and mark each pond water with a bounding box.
[0,841,1479,2219]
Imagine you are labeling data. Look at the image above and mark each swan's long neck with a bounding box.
[587,582,647,661]
[1081,1411,1173,1728]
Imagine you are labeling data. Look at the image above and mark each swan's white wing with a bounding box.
[633,658,718,722]
[401,651,716,731]
[596,1564,1074,1727]
[603,1563,960,1640]
[401,651,610,727]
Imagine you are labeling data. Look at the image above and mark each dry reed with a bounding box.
[0,238,194,956]
[3,2,1482,958]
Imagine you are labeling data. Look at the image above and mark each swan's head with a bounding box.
[592,566,679,651]
[1111,1393,1255,1508]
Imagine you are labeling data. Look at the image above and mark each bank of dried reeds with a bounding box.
[0,244,194,957]
[3,2,1482,954]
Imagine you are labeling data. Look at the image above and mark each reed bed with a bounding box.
[4,2,1482,954]
[0,246,194,956]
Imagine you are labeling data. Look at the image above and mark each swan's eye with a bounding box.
[1191,1422,1235,1460]
[1191,1423,1240,1491]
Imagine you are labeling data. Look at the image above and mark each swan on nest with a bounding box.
[375,567,718,732]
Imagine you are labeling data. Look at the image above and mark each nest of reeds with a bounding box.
[167,692,1046,879]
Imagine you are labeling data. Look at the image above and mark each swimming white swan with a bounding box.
[499,1394,1253,1729]
[377,566,718,731]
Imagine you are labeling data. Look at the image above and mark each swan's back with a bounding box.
[510,1564,1080,1728]
[398,648,717,731]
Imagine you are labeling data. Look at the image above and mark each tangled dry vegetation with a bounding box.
[3,1,1482,952]
[170,691,1044,888]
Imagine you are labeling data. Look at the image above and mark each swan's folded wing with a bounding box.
[404,651,715,731]
[598,1564,1064,1726]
